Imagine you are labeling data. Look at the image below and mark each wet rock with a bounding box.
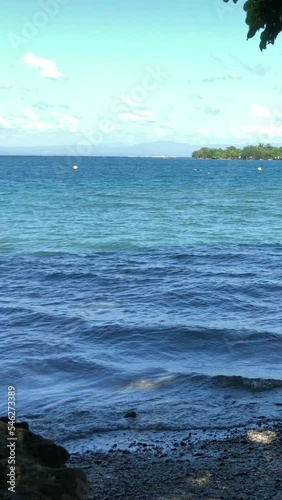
[26,435,70,467]
[0,417,29,431]
[124,411,137,418]
[0,419,89,500]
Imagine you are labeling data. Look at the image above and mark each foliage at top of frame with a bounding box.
[224,0,282,50]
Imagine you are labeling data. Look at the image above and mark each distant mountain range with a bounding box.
[0,141,237,157]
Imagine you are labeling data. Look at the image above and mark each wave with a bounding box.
[212,375,282,391]
[120,372,282,394]
[120,375,177,392]
[44,271,100,280]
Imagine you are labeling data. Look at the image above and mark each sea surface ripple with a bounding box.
[0,157,281,449]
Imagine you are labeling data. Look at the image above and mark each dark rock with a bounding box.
[0,417,29,431]
[0,420,89,500]
[26,437,70,467]
[124,411,137,418]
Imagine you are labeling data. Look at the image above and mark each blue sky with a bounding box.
[1,0,282,149]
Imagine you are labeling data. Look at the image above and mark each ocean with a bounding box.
[1,156,282,452]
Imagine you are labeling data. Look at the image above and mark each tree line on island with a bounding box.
[192,144,282,160]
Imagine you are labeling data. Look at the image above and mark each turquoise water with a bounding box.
[1,156,282,252]
[1,156,282,450]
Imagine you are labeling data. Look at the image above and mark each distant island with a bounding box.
[192,144,282,160]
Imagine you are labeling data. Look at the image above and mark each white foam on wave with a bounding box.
[121,375,176,392]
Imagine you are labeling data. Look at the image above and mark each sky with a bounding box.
[1,0,282,150]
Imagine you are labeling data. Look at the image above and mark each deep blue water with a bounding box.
[1,156,282,451]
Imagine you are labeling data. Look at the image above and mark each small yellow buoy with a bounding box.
[73,165,79,170]
[258,167,262,171]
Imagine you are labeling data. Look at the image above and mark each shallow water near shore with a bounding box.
[0,156,282,451]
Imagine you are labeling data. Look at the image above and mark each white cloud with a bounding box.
[21,121,57,132]
[22,109,38,121]
[231,125,282,138]
[119,111,155,123]
[0,110,80,134]
[244,125,282,137]
[251,104,271,118]
[202,72,241,83]
[0,117,11,129]
[156,126,170,137]
[198,129,210,135]
[227,72,241,80]
[52,113,79,125]
[0,82,12,90]
[20,53,65,80]
[123,96,138,106]
[231,129,246,139]
[52,112,79,132]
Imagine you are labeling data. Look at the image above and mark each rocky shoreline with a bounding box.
[1,417,281,499]
[0,418,89,499]
[69,423,282,500]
